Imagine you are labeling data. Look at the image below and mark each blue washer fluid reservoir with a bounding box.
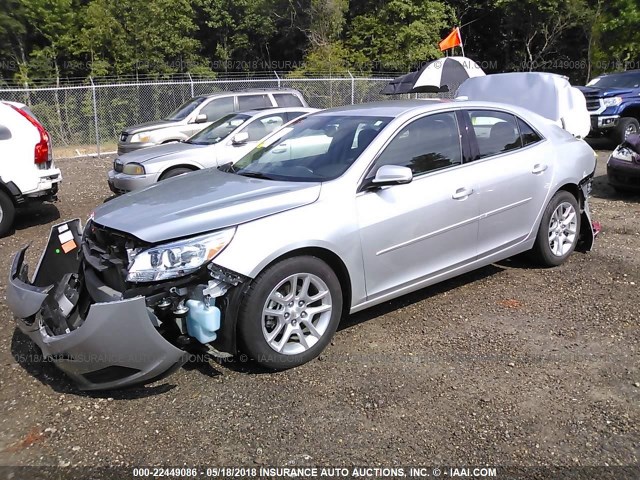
[186,299,221,344]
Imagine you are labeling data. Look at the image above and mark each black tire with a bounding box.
[531,191,581,267]
[238,256,343,370]
[611,118,640,145]
[159,167,195,181]
[0,189,16,237]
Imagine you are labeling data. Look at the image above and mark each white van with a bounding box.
[0,101,62,236]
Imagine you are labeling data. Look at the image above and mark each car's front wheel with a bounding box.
[238,256,343,370]
[531,190,581,267]
[612,117,640,145]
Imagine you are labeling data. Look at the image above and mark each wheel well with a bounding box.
[0,182,17,206]
[557,183,580,204]
[159,164,199,180]
[262,247,352,316]
[620,107,640,123]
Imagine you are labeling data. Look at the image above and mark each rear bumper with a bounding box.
[14,167,62,203]
[6,220,188,390]
[107,170,159,194]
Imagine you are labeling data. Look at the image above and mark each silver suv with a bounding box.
[117,89,308,154]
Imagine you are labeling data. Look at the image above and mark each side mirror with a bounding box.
[194,113,208,124]
[232,131,249,145]
[371,165,413,187]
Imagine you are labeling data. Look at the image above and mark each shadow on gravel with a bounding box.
[340,264,505,332]
[586,137,616,151]
[10,329,177,399]
[11,203,60,232]
[591,173,640,203]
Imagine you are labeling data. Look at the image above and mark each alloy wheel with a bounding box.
[261,273,333,355]
[548,201,578,257]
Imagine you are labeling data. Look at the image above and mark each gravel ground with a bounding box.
[0,150,638,471]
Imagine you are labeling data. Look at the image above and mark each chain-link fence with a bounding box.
[0,72,411,159]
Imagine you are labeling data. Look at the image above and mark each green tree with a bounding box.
[20,0,76,80]
[195,0,276,71]
[347,0,456,72]
[591,0,640,76]
[0,0,28,83]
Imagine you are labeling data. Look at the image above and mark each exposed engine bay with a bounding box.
[7,219,246,390]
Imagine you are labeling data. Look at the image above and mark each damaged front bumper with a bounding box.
[7,220,190,390]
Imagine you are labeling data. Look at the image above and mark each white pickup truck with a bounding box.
[0,101,62,236]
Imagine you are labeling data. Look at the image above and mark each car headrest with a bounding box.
[490,122,518,148]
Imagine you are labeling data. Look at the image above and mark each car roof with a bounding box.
[316,100,446,117]
[239,107,317,117]
[195,88,303,100]
[1,100,26,109]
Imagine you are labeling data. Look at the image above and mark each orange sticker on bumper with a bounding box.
[61,239,77,253]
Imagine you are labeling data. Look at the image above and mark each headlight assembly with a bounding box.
[602,96,622,108]
[130,132,152,143]
[127,228,236,282]
[122,163,145,175]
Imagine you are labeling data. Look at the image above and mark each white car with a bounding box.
[0,101,62,236]
[107,107,317,194]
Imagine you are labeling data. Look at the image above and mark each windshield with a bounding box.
[186,114,250,145]
[229,114,391,182]
[164,97,207,121]
[587,73,640,89]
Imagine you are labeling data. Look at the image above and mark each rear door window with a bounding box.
[240,114,287,141]
[238,94,272,111]
[274,93,304,107]
[0,124,11,140]
[468,110,522,158]
[517,117,542,146]
[199,97,235,122]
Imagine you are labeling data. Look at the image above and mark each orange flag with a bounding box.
[439,27,462,51]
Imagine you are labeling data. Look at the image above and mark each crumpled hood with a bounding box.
[124,119,180,134]
[93,169,321,243]
[118,141,209,165]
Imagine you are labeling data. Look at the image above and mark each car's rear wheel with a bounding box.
[159,167,195,181]
[0,190,16,237]
[531,191,580,267]
[238,256,343,370]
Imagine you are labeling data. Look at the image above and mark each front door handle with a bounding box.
[452,187,474,200]
[532,163,548,174]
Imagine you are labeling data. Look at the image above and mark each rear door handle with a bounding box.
[452,187,474,200]
[532,163,548,174]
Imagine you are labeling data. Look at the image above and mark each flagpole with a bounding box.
[458,27,465,57]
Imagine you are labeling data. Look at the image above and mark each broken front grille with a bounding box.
[82,221,143,292]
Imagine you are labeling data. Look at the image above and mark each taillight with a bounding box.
[9,104,51,164]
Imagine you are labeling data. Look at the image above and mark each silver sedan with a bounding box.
[7,100,597,389]
[107,107,317,194]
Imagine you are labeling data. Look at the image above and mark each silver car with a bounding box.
[7,100,597,390]
[108,107,317,194]
[117,89,308,155]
